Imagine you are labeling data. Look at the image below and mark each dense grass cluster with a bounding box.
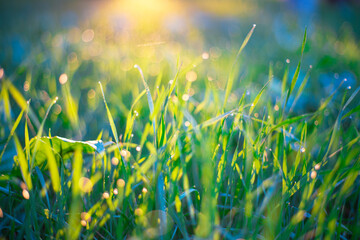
[0,12,360,239]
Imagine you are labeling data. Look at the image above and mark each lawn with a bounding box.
[0,0,360,239]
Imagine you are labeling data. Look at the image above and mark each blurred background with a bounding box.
[0,0,359,141]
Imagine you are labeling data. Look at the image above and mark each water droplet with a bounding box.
[135,208,143,216]
[24,81,30,91]
[182,94,190,101]
[102,192,110,199]
[136,146,141,152]
[111,157,119,166]
[142,187,148,194]
[286,59,290,64]
[59,73,68,85]
[347,86,351,90]
[310,171,317,179]
[81,220,87,227]
[0,68,4,79]
[185,121,191,127]
[117,179,125,188]
[315,164,321,170]
[300,147,306,153]
[202,52,209,60]
[22,189,30,200]
[113,188,118,195]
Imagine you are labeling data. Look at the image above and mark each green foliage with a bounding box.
[0,21,360,240]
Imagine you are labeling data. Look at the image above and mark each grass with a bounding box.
[1,5,360,239]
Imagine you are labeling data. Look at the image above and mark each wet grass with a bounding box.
[0,14,360,239]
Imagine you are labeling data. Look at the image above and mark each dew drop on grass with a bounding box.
[286,59,290,64]
[311,171,317,179]
[185,121,191,127]
[59,73,68,85]
[142,188,148,194]
[0,208,3,218]
[79,177,93,193]
[113,188,118,195]
[24,81,30,91]
[182,94,189,101]
[136,146,141,152]
[117,179,125,188]
[135,208,143,216]
[22,189,30,200]
[0,68,4,79]
[300,147,306,153]
[202,52,209,60]
[315,164,321,170]
[121,149,130,159]
[111,157,119,166]
[347,86,351,90]
[102,192,110,199]
[81,220,87,227]
[88,89,96,99]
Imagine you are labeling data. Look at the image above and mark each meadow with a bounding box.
[0,0,360,239]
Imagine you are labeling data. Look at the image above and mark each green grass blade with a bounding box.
[249,65,272,116]
[271,113,312,132]
[223,24,256,107]
[0,109,24,162]
[285,28,307,108]
[99,82,120,147]
[14,134,32,190]
[41,142,60,192]
[30,97,58,170]
[134,64,157,147]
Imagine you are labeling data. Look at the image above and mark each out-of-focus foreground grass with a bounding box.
[0,0,360,239]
